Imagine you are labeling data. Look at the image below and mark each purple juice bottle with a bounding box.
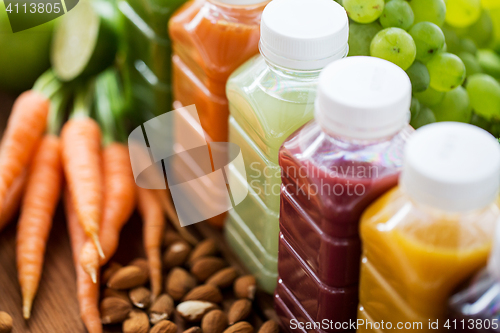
[275,56,414,332]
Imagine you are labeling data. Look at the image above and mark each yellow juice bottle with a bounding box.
[358,122,500,333]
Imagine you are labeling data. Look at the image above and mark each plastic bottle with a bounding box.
[168,0,268,227]
[276,56,413,330]
[225,0,349,293]
[358,122,500,333]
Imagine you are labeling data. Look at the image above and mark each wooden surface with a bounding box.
[0,91,277,333]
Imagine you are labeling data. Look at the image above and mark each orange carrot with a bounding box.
[61,117,104,258]
[64,190,102,333]
[79,240,100,284]
[0,169,28,232]
[16,135,62,319]
[137,187,165,299]
[0,91,50,216]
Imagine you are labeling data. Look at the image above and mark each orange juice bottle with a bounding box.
[358,122,500,333]
[169,0,267,227]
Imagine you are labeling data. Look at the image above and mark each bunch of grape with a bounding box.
[339,0,500,135]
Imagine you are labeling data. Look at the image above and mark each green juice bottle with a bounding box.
[225,0,349,293]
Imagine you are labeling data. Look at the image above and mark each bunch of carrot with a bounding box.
[0,69,170,333]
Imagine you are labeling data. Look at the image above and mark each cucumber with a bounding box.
[51,0,119,81]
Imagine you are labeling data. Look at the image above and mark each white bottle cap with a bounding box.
[214,0,268,5]
[315,56,411,140]
[260,0,349,70]
[400,122,500,212]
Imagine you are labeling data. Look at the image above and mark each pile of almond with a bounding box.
[100,230,280,333]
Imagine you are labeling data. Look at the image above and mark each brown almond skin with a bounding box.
[123,310,149,333]
[177,301,218,322]
[0,311,13,333]
[130,258,150,278]
[149,294,175,324]
[166,267,197,301]
[228,299,252,325]
[183,327,202,333]
[201,310,228,333]
[150,320,178,333]
[100,297,132,324]
[163,231,182,247]
[223,322,254,333]
[233,275,257,300]
[206,267,239,289]
[101,262,122,285]
[183,284,223,303]
[107,265,149,290]
[258,320,279,333]
[163,240,191,268]
[188,239,218,265]
[129,287,151,309]
[190,257,227,282]
[103,288,131,303]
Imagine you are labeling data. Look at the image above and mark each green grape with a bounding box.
[370,28,416,70]
[410,106,436,128]
[410,97,421,122]
[426,52,466,92]
[406,61,430,92]
[409,0,446,27]
[379,0,414,30]
[442,25,461,54]
[348,21,383,56]
[431,86,472,122]
[414,86,445,106]
[470,113,492,132]
[465,10,494,48]
[459,38,478,55]
[491,8,500,53]
[481,0,500,9]
[466,73,500,120]
[477,49,500,79]
[445,0,482,28]
[458,52,483,76]
[343,0,384,23]
[409,22,445,63]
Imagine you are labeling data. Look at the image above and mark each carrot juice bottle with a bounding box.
[224,0,349,293]
[169,0,267,227]
[275,56,413,330]
[358,122,500,333]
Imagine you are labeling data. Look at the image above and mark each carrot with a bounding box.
[79,240,100,284]
[0,169,27,232]
[16,135,62,319]
[61,117,104,259]
[137,187,165,299]
[0,91,50,216]
[64,190,102,333]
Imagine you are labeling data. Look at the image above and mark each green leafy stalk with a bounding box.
[33,70,64,100]
[46,90,69,136]
[71,81,95,119]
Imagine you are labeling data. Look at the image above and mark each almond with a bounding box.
[150,320,178,333]
[103,288,130,303]
[163,240,191,268]
[0,311,12,333]
[188,239,218,265]
[149,294,174,324]
[183,327,202,333]
[107,265,149,290]
[130,258,150,277]
[233,275,256,300]
[100,297,132,324]
[166,267,197,300]
[201,309,228,333]
[183,284,223,303]
[123,310,149,333]
[227,299,252,325]
[258,320,279,333]
[223,321,254,333]
[206,267,239,289]
[177,301,218,322]
[191,257,227,282]
[101,262,122,285]
[164,231,182,247]
[129,287,151,309]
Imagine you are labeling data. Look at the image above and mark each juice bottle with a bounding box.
[275,56,413,330]
[358,122,500,333]
[169,0,267,227]
[448,221,500,332]
[224,0,349,293]
[118,0,186,117]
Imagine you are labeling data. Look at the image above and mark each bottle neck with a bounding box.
[264,57,323,80]
[207,0,269,13]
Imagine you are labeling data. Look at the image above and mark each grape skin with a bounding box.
[445,0,482,28]
[370,27,417,70]
[348,21,383,56]
[344,0,385,23]
[406,61,430,92]
[426,52,466,92]
[409,22,445,63]
[409,0,446,27]
[379,0,414,30]
[466,73,500,120]
[431,86,472,122]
